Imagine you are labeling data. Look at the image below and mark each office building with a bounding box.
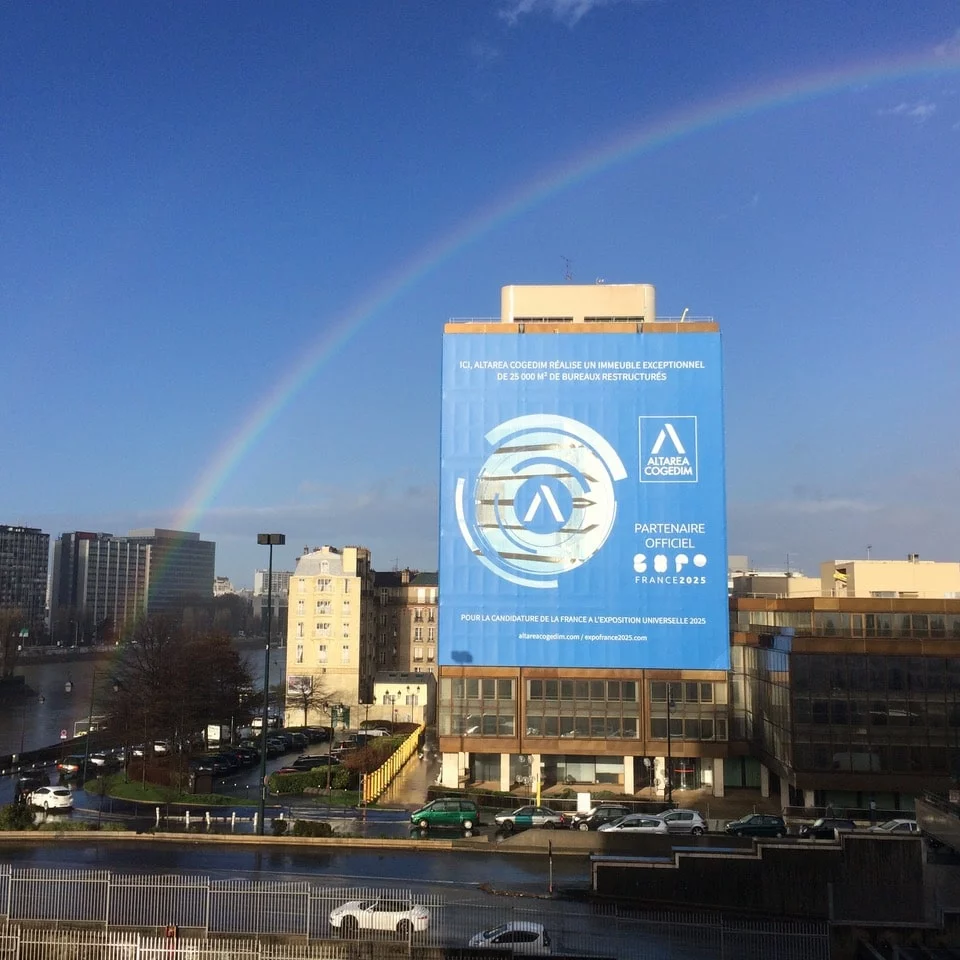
[284,545,378,724]
[822,557,960,599]
[733,595,960,809]
[50,528,214,643]
[374,569,438,676]
[0,524,50,641]
[437,283,729,793]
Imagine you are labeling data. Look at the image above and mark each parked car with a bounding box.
[291,755,336,771]
[468,921,552,955]
[569,804,633,831]
[190,756,229,776]
[28,785,73,810]
[56,755,87,778]
[659,808,708,836]
[329,897,429,937]
[869,819,920,834]
[798,818,856,839]
[598,814,668,834]
[725,814,787,838]
[410,798,479,831]
[15,773,50,804]
[234,746,259,764]
[495,805,567,832]
[152,740,171,755]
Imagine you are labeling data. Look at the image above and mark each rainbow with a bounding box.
[175,41,960,533]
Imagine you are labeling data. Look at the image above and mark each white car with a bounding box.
[329,897,429,938]
[598,814,669,834]
[469,921,552,955]
[28,786,73,811]
[869,818,919,834]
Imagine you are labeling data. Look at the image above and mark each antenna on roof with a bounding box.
[680,308,690,322]
[561,256,573,282]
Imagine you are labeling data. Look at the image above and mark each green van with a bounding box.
[410,798,479,831]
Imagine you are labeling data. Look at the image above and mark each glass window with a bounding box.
[481,715,498,735]
[466,679,480,699]
[684,719,700,740]
[685,682,699,703]
[559,715,575,737]
[544,716,559,737]
[498,679,514,700]
[498,715,515,736]
[545,680,559,701]
[340,644,349,664]
[650,718,667,739]
[622,717,638,738]
[607,680,621,700]
[700,718,714,740]
[590,680,606,700]
[529,680,543,699]
[590,717,606,737]
[482,679,496,700]
[295,644,303,664]
[622,681,637,701]
[700,683,713,703]
[574,716,590,737]
[560,680,575,700]
[575,680,589,700]
[668,682,683,703]
[650,681,666,702]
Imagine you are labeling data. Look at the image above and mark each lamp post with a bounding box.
[665,689,677,806]
[256,533,285,836]
[325,700,344,791]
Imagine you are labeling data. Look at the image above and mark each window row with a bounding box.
[293,621,353,640]
[733,610,960,639]
[793,742,955,774]
[527,679,637,702]
[297,577,353,593]
[649,716,728,741]
[442,678,516,701]
[525,715,639,739]
[293,642,350,664]
[793,654,960,694]
[412,646,435,663]
[650,681,727,704]
[439,712,516,737]
[412,627,436,642]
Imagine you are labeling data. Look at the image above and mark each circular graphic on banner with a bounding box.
[455,414,627,588]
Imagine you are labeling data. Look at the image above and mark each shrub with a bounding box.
[291,820,333,838]
[331,765,356,790]
[0,804,35,831]
[271,818,289,837]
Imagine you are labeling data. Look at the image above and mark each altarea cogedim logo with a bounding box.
[638,416,699,482]
[455,414,627,589]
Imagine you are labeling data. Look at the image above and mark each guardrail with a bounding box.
[0,869,829,959]
[361,726,423,805]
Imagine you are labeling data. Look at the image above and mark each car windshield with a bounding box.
[482,924,510,938]
[877,820,900,831]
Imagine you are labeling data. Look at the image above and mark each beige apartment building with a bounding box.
[284,545,378,725]
[730,571,822,599]
[374,569,439,676]
[822,557,960,599]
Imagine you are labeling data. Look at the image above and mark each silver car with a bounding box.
[659,808,707,836]
[598,814,668,834]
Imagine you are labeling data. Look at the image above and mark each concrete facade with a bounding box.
[822,557,960,599]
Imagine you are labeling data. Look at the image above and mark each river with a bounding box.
[0,642,285,757]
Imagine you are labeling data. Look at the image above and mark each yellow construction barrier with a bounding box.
[361,725,424,805]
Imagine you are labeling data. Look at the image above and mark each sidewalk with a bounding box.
[373,754,440,810]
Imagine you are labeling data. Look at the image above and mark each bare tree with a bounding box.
[285,674,332,727]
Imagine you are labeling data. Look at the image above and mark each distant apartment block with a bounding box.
[0,524,50,641]
[730,570,822,599]
[285,546,379,723]
[254,569,292,597]
[50,528,215,644]
[822,556,960,599]
[213,576,236,597]
[375,569,438,676]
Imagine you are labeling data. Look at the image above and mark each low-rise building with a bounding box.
[822,556,960,599]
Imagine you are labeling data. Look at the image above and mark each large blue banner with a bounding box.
[439,330,729,669]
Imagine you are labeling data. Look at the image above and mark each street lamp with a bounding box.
[256,533,285,836]
[665,686,678,806]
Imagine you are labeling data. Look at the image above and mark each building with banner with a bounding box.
[437,283,731,794]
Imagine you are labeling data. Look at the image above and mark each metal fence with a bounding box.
[361,725,423,804]
[0,865,831,960]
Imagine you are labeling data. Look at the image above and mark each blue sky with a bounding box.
[2,0,958,587]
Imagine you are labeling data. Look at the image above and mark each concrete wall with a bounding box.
[593,835,924,923]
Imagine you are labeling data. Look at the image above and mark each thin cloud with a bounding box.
[934,28,960,59]
[877,101,937,122]
[499,0,646,27]
[467,39,502,67]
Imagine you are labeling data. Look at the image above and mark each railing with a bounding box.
[361,725,423,805]
[0,869,831,959]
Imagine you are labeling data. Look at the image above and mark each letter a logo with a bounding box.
[523,485,565,524]
[650,423,686,455]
